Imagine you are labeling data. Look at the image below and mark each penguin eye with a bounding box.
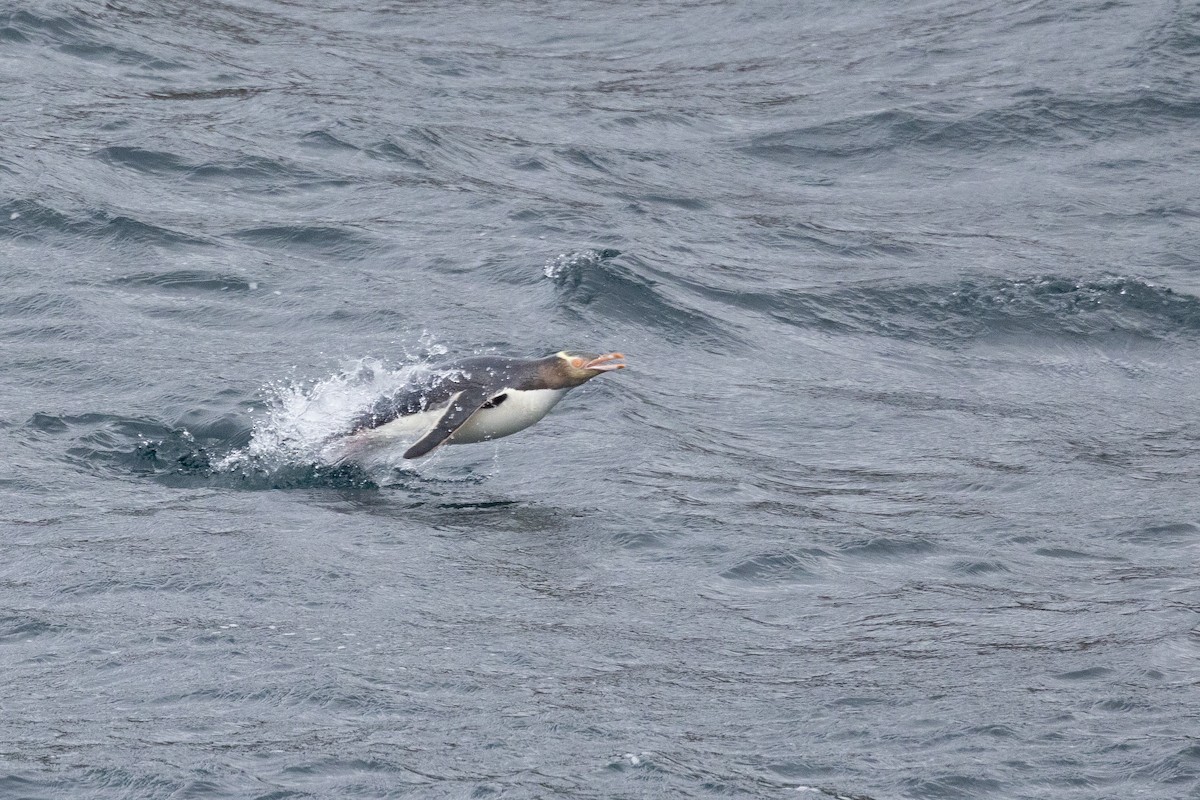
[570,357,584,368]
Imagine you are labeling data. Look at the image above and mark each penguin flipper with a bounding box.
[403,389,490,459]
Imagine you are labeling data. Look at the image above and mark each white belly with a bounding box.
[448,388,565,444]
[324,387,565,464]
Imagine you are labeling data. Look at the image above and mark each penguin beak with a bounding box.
[584,352,625,372]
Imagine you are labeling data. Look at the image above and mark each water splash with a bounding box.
[214,357,422,476]
[542,247,621,281]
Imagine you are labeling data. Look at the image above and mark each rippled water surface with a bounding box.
[3,1,1200,798]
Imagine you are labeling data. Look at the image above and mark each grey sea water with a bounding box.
[3,1,1200,798]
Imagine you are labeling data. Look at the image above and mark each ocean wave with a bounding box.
[741,89,1200,165]
[0,200,207,247]
[687,276,1200,344]
[1,8,186,70]
[108,270,259,293]
[95,145,319,186]
[26,407,378,490]
[545,249,741,348]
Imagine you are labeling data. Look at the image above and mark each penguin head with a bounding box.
[543,351,626,387]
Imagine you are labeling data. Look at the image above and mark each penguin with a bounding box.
[326,351,625,464]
